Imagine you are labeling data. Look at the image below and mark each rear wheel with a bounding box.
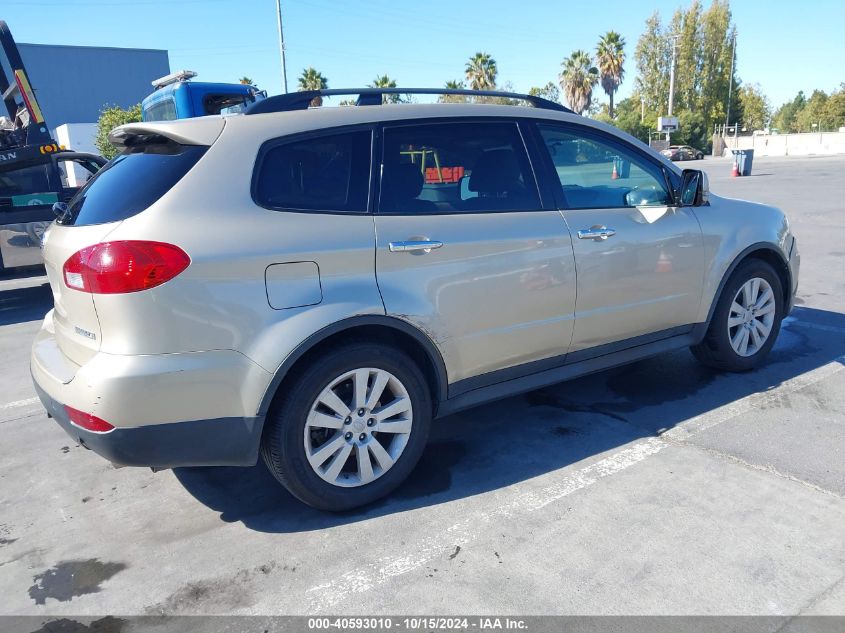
[261,342,431,511]
[691,259,784,371]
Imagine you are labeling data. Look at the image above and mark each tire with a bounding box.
[261,342,432,511]
[691,259,784,371]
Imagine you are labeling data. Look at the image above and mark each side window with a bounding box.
[0,164,52,204]
[56,158,100,190]
[380,121,540,214]
[537,124,672,209]
[254,130,372,213]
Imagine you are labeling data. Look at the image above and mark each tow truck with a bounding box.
[0,20,106,273]
[142,70,266,121]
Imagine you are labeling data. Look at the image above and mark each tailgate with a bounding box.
[40,221,119,366]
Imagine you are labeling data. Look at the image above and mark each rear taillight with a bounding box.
[65,406,115,433]
[63,241,190,294]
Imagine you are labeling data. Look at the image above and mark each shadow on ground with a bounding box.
[0,282,52,326]
[172,306,845,533]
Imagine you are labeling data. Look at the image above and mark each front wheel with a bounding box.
[691,259,784,371]
[261,342,432,511]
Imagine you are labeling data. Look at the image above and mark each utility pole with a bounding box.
[275,0,288,93]
[724,31,736,129]
[666,35,679,143]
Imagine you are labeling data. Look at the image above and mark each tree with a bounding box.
[771,91,806,132]
[488,80,519,105]
[632,1,737,149]
[824,84,845,130]
[737,83,770,131]
[675,110,707,147]
[528,82,560,103]
[594,97,653,142]
[596,31,626,118]
[697,1,735,126]
[369,74,401,103]
[634,12,670,114]
[559,50,599,115]
[95,103,142,160]
[440,79,468,103]
[669,1,703,112]
[796,89,830,132]
[239,76,254,85]
[297,67,328,106]
[465,52,497,91]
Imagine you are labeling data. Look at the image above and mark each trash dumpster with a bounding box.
[731,149,754,176]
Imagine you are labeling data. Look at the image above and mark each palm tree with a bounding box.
[465,52,497,91]
[369,74,400,103]
[297,67,328,106]
[559,50,599,115]
[596,31,626,118]
[440,79,468,103]
[239,76,253,85]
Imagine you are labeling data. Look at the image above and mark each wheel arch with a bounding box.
[704,242,792,327]
[255,315,449,420]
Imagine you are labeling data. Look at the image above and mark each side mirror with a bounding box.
[679,169,709,206]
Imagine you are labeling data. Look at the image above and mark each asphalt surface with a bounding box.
[0,154,843,617]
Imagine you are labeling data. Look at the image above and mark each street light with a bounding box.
[666,35,679,142]
[275,0,288,93]
[725,31,737,128]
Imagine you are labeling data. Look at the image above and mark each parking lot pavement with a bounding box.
[0,155,844,617]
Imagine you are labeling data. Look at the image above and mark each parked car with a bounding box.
[32,87,799,511]
[662,144,705,161]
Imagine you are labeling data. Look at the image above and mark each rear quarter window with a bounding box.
[253,130,372,213]
[63,143,206,226]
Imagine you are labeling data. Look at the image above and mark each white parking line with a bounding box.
[662,356,845,440]
[305,354,845,612]
[305,438,667,612]
[0,397,39,410]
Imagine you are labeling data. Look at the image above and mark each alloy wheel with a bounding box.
[727,277,776,357]
[304,368,413,487]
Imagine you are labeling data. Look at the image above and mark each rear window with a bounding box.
[144,99,177,122]
[204,94,252,115]
[62,143,206,226]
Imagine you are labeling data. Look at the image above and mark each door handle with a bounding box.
[388,240,443,253]
[577,226,616,241]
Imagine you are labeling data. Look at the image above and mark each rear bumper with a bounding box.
[30,311,272,468]
[34,379,263,468]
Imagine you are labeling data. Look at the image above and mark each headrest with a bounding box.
[468,149,522,193]
[382,163,424,200]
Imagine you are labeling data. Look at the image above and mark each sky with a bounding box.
[3,0,844,111]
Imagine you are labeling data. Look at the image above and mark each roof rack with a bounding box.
[245,87,575,115]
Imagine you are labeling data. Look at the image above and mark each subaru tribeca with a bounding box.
[31,88,799,511]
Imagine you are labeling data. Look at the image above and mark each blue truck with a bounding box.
[142,70,266,121]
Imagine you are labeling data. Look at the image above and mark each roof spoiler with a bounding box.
[108,118,225,149]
